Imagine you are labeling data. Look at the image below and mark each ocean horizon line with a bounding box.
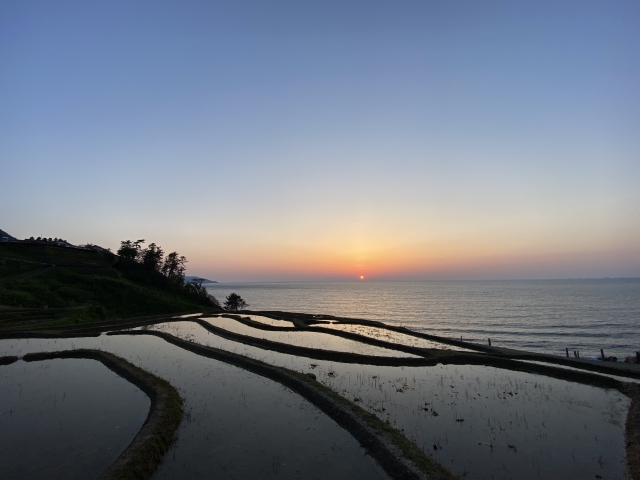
[206,277,640,284]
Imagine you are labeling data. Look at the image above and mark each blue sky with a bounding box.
[1,1,639,280]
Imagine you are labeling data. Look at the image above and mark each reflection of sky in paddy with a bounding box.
[171,313,203,318]
[0,327,632,480]
[1,357,149,479]
[0,335,389,480]
[513,359,640,384]
[211,314,295,328]
[201,317,419,357]
[143,322,631,480]
[311,323,476,352]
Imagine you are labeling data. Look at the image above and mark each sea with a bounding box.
[205,279,640,360]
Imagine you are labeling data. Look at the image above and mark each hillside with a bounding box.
[0,242,222,331]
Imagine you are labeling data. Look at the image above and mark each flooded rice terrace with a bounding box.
[1,313,635,480]
[311,322,476,352]
[0,357,149,479]
[0,335,389,480]
[203,316,419,357]
[216,314,296,328]
[140,320,631,480]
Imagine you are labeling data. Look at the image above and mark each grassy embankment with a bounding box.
[0,243,221,331]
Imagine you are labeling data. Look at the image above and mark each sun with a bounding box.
[359,275,364,280]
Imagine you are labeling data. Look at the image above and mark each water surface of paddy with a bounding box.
[311,323,476,352]
[202,317,419,357]
[0,328,632,480]
[128,323,632,480]
[0,335,390,480]
[212,314,295,328]
[0,358,149,479]
[513,359,640,384]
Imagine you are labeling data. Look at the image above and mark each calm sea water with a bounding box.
[205,279,640,359]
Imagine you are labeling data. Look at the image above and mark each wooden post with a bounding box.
[577,351,580,358]
[460,336,462,342]
[566,348,569,358]
[574,351,577,358]
[488,338,491,347]
[601,349,605,360]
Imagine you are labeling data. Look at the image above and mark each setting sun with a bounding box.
[360,275,364,280]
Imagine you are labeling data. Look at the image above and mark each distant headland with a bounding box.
[184,276,218,284]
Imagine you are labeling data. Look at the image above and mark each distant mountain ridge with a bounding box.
[184,276,218,284]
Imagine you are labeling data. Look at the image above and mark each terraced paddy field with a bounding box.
[310,322,477,352]
[213,314,296,328]
[1,312,639,480]
[0,356,149,479]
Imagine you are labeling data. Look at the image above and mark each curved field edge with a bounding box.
[18,349,183,480]
[628,387,640,480]
[3,308,640,382]
[108,329,457,480]
[111,328,640,480]
[217,314,435,357]
[250,311,640,380]
[153,318,640,388]
[3,329,640,479]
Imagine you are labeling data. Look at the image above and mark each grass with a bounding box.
[0,243,221,329]
[22,349,183,480]
[138,319,640,479]
[111,328,459,480]
[288,369,458,480]
[110,367,183,480]
[21,349,184,480]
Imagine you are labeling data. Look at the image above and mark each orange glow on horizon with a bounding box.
[188,228,640,280]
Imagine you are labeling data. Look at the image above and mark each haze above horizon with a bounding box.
[1,1,638,282]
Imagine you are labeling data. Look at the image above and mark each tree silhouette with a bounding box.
[141,243,164,272]
[185,278,207,296]
[116,238,224,309]
[117,239,145,260]
[223,293,249,311]
[162,252,187,284]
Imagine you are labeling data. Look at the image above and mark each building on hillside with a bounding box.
[0,229,17,243]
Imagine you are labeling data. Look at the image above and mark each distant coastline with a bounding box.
[184,276,218,284]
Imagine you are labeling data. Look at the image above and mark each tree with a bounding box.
[162,252,187,284]
[117,239,145,260]
[185,278,207,296]
[141,243,164,272]
[185,279,221,307]
[223,293,249,311]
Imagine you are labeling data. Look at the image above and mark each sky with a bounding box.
[1,0,639,281]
